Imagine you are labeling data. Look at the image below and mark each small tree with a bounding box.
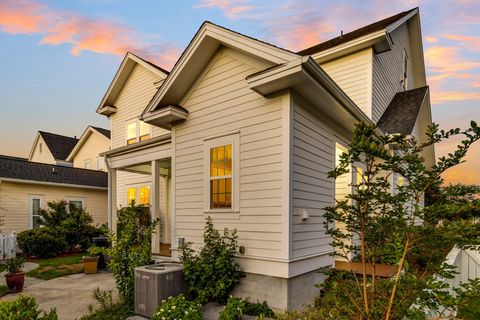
[91,203,158,308]
[319,121,480,319]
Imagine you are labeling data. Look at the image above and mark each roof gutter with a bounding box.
[0,178,107,190]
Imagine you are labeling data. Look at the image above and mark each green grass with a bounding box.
[0,285,8,297]
[26,253,85,280]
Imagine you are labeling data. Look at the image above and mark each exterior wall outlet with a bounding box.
[178,237,185,246]
[239,246,246,254]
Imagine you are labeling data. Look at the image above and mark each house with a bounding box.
[0,127,111,233]
[97,8,434,310]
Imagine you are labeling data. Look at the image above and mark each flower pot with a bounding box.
[83,256,99,274]
[5,272,25,293]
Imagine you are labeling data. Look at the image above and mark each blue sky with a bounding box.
[0,0,479,184]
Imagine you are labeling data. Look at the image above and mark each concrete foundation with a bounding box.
[232,269,327,311]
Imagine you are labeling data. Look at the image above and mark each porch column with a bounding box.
[151,160,161,254]
[108,168,117,233]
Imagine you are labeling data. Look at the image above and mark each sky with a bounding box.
[0,0,479,185]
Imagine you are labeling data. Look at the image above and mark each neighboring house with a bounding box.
[29,131,79,166]
[97,8,434,309]
[0,127,111,233]
[66,126,111,171]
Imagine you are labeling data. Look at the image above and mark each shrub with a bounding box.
[18,227,68,258]
[219,297,275,320]
[80,288,133,320]
[90,204,157,307]
[180,217,241,304]
[5,256,24,274]
[152,295,202,320]
[0,295,57,320]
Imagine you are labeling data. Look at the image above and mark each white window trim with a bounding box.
[203,133,240,213]
[125,119,153,145]
[96,157,104,170]
[28,195,45,229]
[84,159,91,169]
[126,183,152,206]
[66,197,86,210]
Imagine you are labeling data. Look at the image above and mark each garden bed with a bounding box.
[26,252,85,280]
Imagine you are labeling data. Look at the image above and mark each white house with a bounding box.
[97,8,434,309]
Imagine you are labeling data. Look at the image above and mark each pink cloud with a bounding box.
[444,34,480,49]
[195,0,254,19]
[0,0,179,69]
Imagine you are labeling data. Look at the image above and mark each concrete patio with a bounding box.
[0,272,116,320]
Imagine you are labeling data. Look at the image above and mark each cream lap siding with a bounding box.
[319,48,373,118]
[72,133,110,170]
[292,100,335,259]
[173,47,286,261]
[30,136,56,164]
[0,181,107,233]
[110,64,169,150]
[372,24,413,123]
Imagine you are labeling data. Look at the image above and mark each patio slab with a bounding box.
[0,272,116,320]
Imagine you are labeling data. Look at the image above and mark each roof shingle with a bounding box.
[0,155,107,188]
[297,8,416,56]
[91,126,111,139]
[39,131,79,161]
[377,86,429,135]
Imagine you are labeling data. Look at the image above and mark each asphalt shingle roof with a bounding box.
[39,131,79,161]
[297,9,416,56]
[0,155,107,188]
[377,86,429,135]
[91,126,111,139]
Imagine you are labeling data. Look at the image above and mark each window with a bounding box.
[203,133,239,212]
[127,185,151,206]
[84,160,91,169]
[29,196,45,229]
[210,145,232,209]
[402,49,408,90]
[126,119,151,145]
[96,157,104,170]
[66,197,86,210]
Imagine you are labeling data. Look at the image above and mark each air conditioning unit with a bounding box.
[134,263,188,318]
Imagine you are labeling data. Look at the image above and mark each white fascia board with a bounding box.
[385,8,418,33]
[0,178,107,190]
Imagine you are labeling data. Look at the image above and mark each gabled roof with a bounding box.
[35,131,79,161]
[65,126,111,162]
[297,8,417,56]
[377,86,429,135]
[97,52,169,116]
[0,155,107,188]
[141,21,300,118]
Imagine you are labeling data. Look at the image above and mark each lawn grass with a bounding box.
[0,285,8,297]
[27,253,85,280]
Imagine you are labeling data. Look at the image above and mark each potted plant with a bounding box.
[4,256,25,293]
[83,252,99,274]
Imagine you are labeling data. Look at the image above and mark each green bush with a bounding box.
[152,295,202,320]
[219,297,275,320]
[17,227,68,258]
[0,295,57,320]
[5,256,24,274]
[180,217,242,304]
[17,201,107,258]
[80,288,133,320]
[90,204,157,307]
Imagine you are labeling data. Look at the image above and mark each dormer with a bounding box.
[28,131,78,166]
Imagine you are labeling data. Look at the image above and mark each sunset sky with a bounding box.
[0,0,479,184]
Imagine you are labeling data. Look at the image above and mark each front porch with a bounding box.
[103,134,172,256]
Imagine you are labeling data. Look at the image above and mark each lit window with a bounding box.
[210,145,232,209]
[127,122,137,145]
[127,188,137,205]
[397,176,405,187]
[356,166,366,191]
[139,121,151,142]
[84,160,91,169]
[139,186,151,205]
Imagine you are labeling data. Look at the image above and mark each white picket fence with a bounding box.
[0,232,17,260]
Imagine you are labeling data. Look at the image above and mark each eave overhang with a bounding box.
[97,105,117,116]
[141,105,188,130]
[247,57,379,134]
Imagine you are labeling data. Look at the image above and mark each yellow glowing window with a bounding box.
[357,167,366,191]
[127,187,137,205]
[127,122,137,145]
[139,186,150,205]
[210,144,232,209]
[397,176,405,187]
[139,121,151,142]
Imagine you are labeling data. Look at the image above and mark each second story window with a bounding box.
[84,159,91,169]
[126,119,151,145]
